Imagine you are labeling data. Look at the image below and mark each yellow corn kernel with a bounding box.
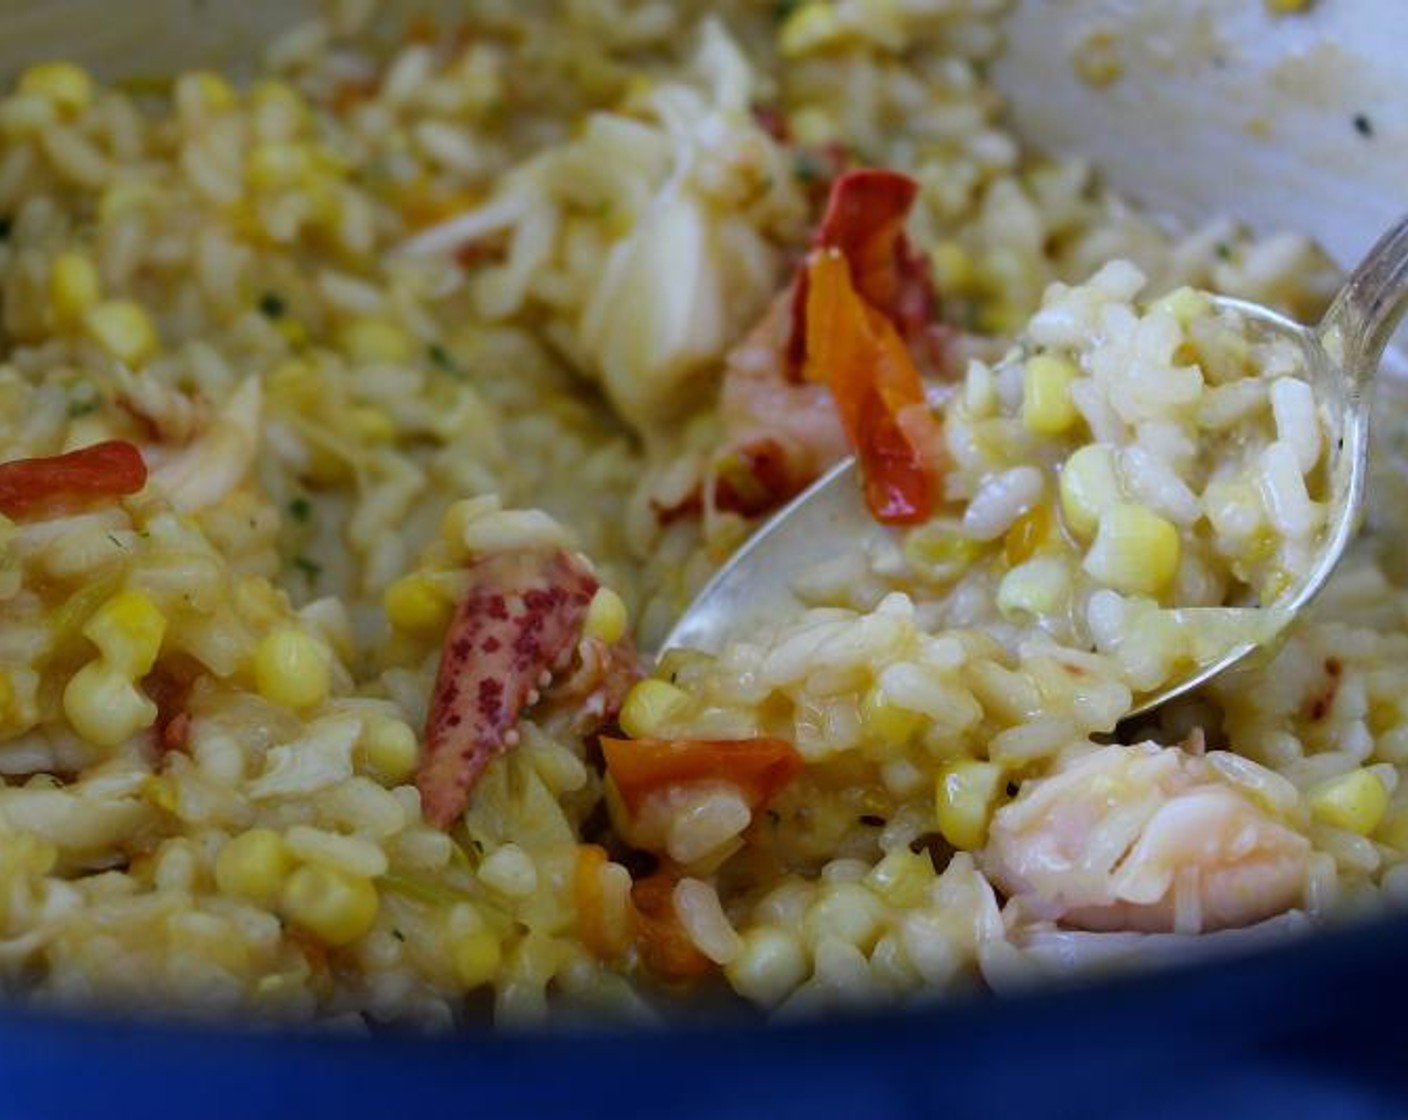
[0,93,56,139]
[50,251,101,326]
[281,865,379,947]
[349,405,396,444]
[383,574,454,636]
[361,715,419,784]
[1265,0,1312,13]
[62,660,157,748]
[779,3,846,57]
[265,358,320,409]
[997,556,1072,621]
[726,927,808,1007]
[97,180,159,224]
[253,627,332,711]
[1058,445,1122,539]
[340,319,413,364]
[1004,503,1057,567]
[215,828,295,907]
[187,70,237,112]
[1153,286,1211,327]
[582,587,627,645]
[935,759,1005,851]
[143,774,178,813]
[83,589,166,678]
[275,317,309,348]
[1021,353,1081,435]
[863,846,935,908]
[788,106,836,147]
[83,300,158,366]
[250,78,303,108]
[929,241,974,294]
[246,142,311,191]
[1083,503,1181,597]
[860,683,925,747]
[903,524,985,584]
[619,679,690,739]
[450,928,502,989]
[1378,810,1408,852]
[18,62,94,115]
[1307,769,1389,836]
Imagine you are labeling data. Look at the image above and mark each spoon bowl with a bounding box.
[662,217,1408,717]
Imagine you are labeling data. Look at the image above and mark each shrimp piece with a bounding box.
[656,170,957,524]
[982,742,1311,934]
[417,548,599,827]
[147,378,262,512]
[714,293,851,502]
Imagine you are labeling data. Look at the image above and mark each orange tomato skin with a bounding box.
[599,736,805,817]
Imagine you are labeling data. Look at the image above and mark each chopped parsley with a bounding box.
[773,0,802,20]
[427,343,465,379]
[287,496,313,523]
[1214,241,1233,261]
[1354,113,1375,139]
[0,216,11,241]
[258,291,287,318]
[793,150,825,184]
[67,397,99,418]
[292,555,322,584]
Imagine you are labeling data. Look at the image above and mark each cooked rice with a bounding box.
[0,0,1397,1031]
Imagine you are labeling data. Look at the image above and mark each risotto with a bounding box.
[0,0,1399,1030]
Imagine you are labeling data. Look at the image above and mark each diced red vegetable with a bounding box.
[600,735,805,816]
[0,440,147,521]
[575,845,715,981]
[629,870,714,982]
[417,549,597,827]
[803,250,940,524]
[574,844,627,961]
[787,168,937,373]
[712,436,812,519]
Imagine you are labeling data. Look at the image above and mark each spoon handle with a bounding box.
[1319,213,1408,379]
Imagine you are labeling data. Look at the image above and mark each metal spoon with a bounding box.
[661,215,1408,717]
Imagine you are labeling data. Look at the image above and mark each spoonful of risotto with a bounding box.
[665,189,1408,719]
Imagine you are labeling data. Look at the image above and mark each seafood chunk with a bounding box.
[417,549,598,826]
[983,742,1311,933]
[147,377,262,512]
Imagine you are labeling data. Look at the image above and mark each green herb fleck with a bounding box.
[288,496,312,523]
[773,0,802,21]
[427,343,465,379]
[67,397,99,418]
[1214,241,1232,261]
[292,555,322,584]
[793,151,824,184]
[0,217,12,241]
[258,292,287,318]
[1354,113,1375,138]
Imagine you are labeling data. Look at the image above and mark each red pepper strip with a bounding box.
[600,735,805,817]
[787,168,935,373]
[417,549,597,827]
[803,250,940,524]
[814,168,920,318]
[0,440,147,521]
